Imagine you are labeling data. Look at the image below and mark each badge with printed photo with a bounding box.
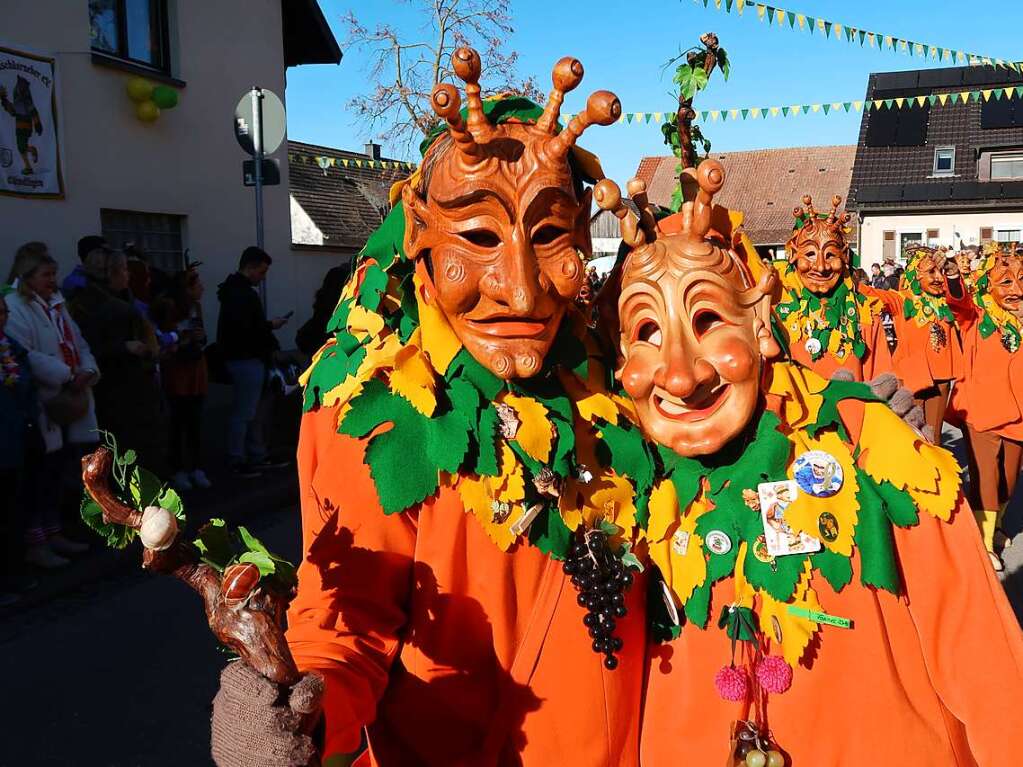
[757,479,821,557]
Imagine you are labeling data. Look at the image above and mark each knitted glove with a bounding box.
[211,661,324,767]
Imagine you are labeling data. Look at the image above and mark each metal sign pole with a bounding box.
[250,87,266,305]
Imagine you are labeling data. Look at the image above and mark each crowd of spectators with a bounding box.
[0,237,323,606]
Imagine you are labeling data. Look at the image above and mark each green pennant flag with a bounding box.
[1016,86,1023,98]
[858,30,866,46]
[721,110,729,122]
[970,90,981,102]
[701,111,709,121]
[802,104,811,114]
[823,103,831,114]
[845,27,855,42]
[824,21,832,37]
[725,0,734,10]
[782,106,790,116]
[741,108,750,119]
[626,113,634,124]
[883,99,894,109]
[788,11,796,28]
[928,94,938,106]
[807,15,814,33]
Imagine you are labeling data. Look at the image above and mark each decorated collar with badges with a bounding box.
[642,362,962,684]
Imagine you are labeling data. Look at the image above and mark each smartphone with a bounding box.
[283,310,294,319]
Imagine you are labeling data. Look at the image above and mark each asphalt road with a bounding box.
[0,506,303,767]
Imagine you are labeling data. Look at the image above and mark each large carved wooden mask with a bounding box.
[786,195,852,295]
[402,47,620,379]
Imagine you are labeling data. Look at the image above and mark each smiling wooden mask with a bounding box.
[786,195,853,295]
[597,159,781,456]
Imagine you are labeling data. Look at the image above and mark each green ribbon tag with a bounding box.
[787,605,854,629]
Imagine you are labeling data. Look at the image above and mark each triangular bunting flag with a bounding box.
[982,89,993,101]
[842,102,851,112]
[852,100,863,111]
[958,91,970,104]
[833,23,842,38]
[711,110,720,121]
[1016,86,1023,98]
[937,93,949,106]
[699,111,708,121]
[928,94,937,105]
[858,30,866,46]
[811,103,821,113]
[782,106,790,116]
[341,158,349,167]
[796,13,805,29]
[894,97,905,108]
[929,46,938,59]
[635,112,646,123]
[883,99,894,109]
[822,103,831,114]
[873,99,884,110]
[626,113,634,124]
[970,91,981,103]
[730,109,740,120]
[831,102,842,112]
[914,43,925,57]
[867,32,875,47]
[751,107,762,119]
[652,112,663,123]
[721,110,729,122]
[884,35,894,50]
[802,104,812,114]
[756,4,766,20]
[788,11,796,28]
[770,107,780,117]
[823,20,832,37]
[916,96,927,107]
[741,108,750,119]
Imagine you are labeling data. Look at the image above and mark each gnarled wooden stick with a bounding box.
[82,447,301,686]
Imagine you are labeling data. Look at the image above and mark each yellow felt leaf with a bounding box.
[588,473,638,535]
[320,334,402,409]
[388,336,437,416]
[758,565,821,667]
[647,478,680,543]
[494,443,526,503]
[766,362,826,429]
[784,430,860,557]
[858,402,959,521]
[648,510,706,606]
[346,304,385,341]
[415,276,461,374]
[457,474,517,551]
[501,393,554,463]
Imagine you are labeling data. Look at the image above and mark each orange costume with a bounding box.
[640,364,1023,767]
[773,197,894,382]
[945,251,1023,567]
[287,408,645,765]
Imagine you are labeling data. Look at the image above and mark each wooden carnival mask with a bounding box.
[786,195,852,295]
[597,160,780,457]
[988,255,1023,315]
[906,247,947,296]
[401,47,620,379]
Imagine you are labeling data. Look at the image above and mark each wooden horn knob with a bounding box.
[593,179,622,212]
[452,47,481,83]
[587,91,622,125]
[432,83,462,121]
[552,57,584,92]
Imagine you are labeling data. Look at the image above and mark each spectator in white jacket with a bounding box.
[6,242,99,569]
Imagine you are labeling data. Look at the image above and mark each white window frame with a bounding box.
[931,146,955,177]
[991,153,1023,180]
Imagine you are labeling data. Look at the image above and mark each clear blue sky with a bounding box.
[286,0,1023,185]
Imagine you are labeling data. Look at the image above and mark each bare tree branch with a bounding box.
[341,0,541,153]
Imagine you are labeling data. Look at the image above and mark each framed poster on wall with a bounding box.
[0,44,63,198]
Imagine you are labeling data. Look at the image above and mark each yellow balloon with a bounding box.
[136,100,161,123]
[126,76,154,103]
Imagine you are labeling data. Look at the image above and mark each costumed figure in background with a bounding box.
[594,160,1023,767]
[0,76,44,175]
[774,196,894,381]
[946,244,1023,571]
[863,245,964,445]
[211,48,654,767]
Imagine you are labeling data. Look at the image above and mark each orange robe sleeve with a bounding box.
[895,497,1023,765]
[286,407,418,758]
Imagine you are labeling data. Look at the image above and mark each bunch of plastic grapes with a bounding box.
[563,527,634,670]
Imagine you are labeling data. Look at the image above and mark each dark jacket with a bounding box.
[0,335,38,469]
[216,272,278,363]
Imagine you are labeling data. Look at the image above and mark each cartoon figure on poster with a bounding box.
[0,45,62,196]
[0,76,43,175]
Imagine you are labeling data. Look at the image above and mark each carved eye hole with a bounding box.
[460,229,501,248]
[533,225,569,246]
[636,320,662,347]
[692,310,724,337]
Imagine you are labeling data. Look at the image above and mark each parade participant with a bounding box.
[210,48,652,767]
[946,245,1023,570]
[864,245,964,444]
[594,161,1023,767]
[774,196,894,381]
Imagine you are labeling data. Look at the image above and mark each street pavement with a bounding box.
[0,505,303,767]
[2,426,1021,766]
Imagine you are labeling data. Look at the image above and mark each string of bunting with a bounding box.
[693,0,1021,72]
[563,85,1023,125]
[289,153,417,172]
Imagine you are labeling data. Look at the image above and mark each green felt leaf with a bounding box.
[447,349,504,400]
[550,417,576,477]
[854,478,901,593]
[339,380,440,513]
[812,548,854,592]
[325,297,353,334]
[473,405,501,477]
[528,506,572,559]
[684,578,713,628]
[359,202,406,271]
[357,263,389,312]
[871,474,920,527]
[718,605,758,642]
[743,536,805,601]
[808,380,878,438]
[706,411,789,494]
[303,344,367,411]
[599,420,655,491]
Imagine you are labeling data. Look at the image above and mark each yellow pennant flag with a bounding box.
[873,99,884,109]
[929,46,938,59]
[867,32,876,47]
[756,4,766,20]
[652,112,663,123]
[811,103,821,113]
[750,107,762,119]
[937,93,949,106]
[899,39,909,53]
[817,18,826,33]
[884,35,894,49]
[790,104,802,116]
[796,13,805,29]
[833,23,843,38]
[831,102,843,112]
[710,110,721,121]
[730,109,740,120]
[852,100,863,111]
[916,96,927,107]
[958,91,970,104]
[770,107,780,117]
[634,111,645,123]
[982,89,993,101]
[895,97,905,108]
[914,43,925,57]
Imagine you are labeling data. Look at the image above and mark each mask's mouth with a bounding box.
[652,382,730,422]
[465,312,554,339]
[999,293,1022,310]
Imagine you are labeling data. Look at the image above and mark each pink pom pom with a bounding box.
[755,655,793,694]
[714,665,749,702]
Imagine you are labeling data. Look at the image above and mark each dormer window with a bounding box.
[932,146,955,177]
